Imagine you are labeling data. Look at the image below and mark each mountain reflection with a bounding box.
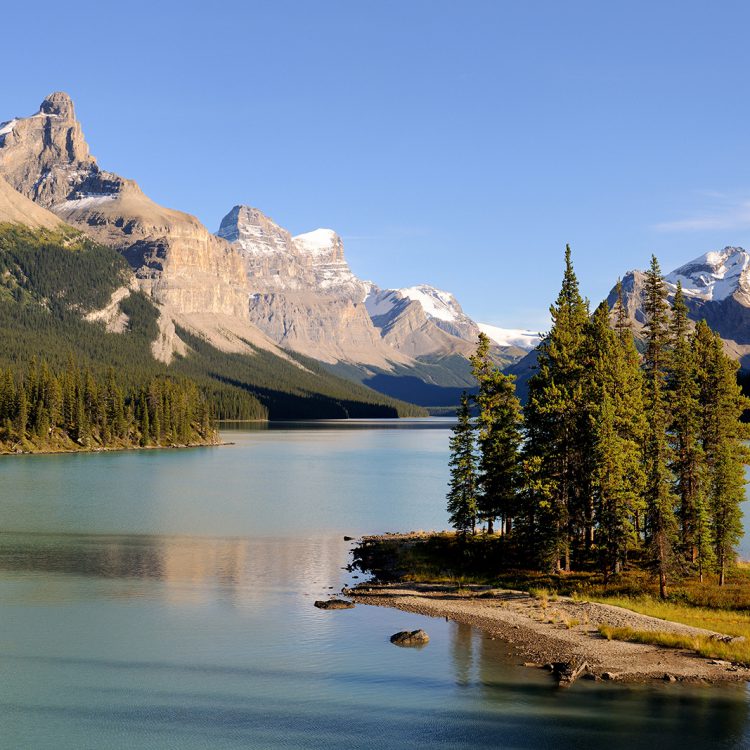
[0,533,350,596]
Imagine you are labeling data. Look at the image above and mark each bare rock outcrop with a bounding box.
[218,205,410,367]
[0,174,65,229]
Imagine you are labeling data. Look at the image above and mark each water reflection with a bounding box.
[0,530,749,749]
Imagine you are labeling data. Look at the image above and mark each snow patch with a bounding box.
[664,246,750,302]
[293,228,337,256]
[57,194,118,210]
[397,285,460,322]
[478,323,541,350]
[0,119,17,139]
[365,289,399,317]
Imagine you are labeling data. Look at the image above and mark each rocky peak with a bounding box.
[217,205,367,300]
[366,283,480,342]
[664,246,750,303]
[0,91,99,206]
[39,91,76,120]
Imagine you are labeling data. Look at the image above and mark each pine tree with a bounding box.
[469,333,523,535]
[667,282,706,569]
[446,393,478,536]
[524,245,590,571]
[694,322,747,585]
[587,301,646,575]
[642,255,678,598]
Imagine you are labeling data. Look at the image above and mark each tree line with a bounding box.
[447,247,749,595]
[0,356,216,451]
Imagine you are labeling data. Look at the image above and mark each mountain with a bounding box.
[216,205,400,368]
[0,92,528,412]
[612,246,750,367]
[217,206,527,408]
[507,245,750,404]
[0,174,64,229]
[0,222,426,419]
[0,92,281,364]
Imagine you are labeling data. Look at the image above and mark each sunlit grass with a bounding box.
[598,623,750,665]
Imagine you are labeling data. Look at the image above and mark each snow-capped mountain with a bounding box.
[609,245,750,370]
[365,284,480,343]
[477,323,541,351]
[664,247,750,304]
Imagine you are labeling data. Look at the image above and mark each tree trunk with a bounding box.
[719,557,725,587]
[487,517,494,535]
[564,547,571,573]
[659,570,668,600]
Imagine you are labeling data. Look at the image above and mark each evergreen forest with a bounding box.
[0,223,424,447]
[447,247,749,596]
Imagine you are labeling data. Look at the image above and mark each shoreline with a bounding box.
[347,582,750,685]
[0,441,232,458]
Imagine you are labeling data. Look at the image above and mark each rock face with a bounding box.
[368,285,480,341]
[0,174,64,229]
[0,93,280,363]
[218,205,408,367]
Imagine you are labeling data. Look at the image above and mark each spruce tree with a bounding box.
[667,282,706,568]
[694,322,748,585]
[642,255,678,598]
[470,333,523,535]
[524,245,589,570]
[587,301,646,575]
[446,392,478,536]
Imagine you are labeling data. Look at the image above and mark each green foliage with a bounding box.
[446,393,478,535]
[0,357,216,452]
[524,245,591,571]
[469,332,523,534]
[435,249,748,597]
[642,255,678,598]
[587,297,646,576]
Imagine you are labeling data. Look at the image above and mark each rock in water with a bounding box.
[314,599,354,610]
[552,660,588,686]
[390,629,430,646]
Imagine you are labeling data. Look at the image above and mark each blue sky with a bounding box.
[4,1,750,330]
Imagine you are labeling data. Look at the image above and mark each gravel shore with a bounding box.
[348,582,750,684]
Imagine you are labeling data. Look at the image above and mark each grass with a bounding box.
[591,594,750,639]
[597,623,750,665]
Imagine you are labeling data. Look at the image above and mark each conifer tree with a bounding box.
[642,255,678,598]
[469,333,523,535]
[587,301,646,575]
[524,245,589,570]
[694,322,748,585]
[446,393,478,536]
[667,282,707,569]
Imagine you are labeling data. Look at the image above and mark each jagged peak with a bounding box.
[39,91,76,120]
[665,245,750,302]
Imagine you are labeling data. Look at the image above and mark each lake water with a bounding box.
[1,420,749,749]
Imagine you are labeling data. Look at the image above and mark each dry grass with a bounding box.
[592,595,750,639]
[598,623,750,665]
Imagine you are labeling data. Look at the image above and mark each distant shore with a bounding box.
[0,441,230,457]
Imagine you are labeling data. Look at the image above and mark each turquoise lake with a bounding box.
[0,419,749,749]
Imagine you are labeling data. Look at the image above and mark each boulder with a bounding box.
[390,629,430,646]
[314,599,354,610]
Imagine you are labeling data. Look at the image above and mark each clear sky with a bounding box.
[4,0,750,330]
